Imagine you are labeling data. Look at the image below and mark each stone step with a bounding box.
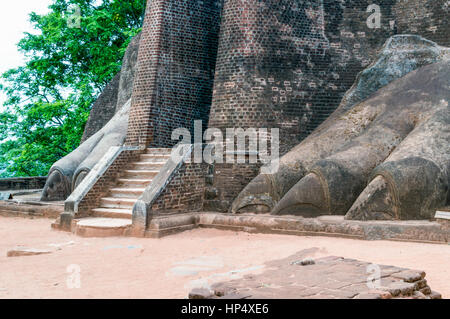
[92,207,133,219]
[123,170,160,178]
[74,218,132,237]
[109,188,145,198]
[100,197,137,209]
[139,154,171,162]
[131,162,165,170]
[117,178,153,187]
[146,148,172,155]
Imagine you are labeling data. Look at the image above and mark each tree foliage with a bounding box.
[0,0,145,177]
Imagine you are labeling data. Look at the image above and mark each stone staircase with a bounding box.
[72,148,172,237]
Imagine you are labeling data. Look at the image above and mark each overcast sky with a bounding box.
[0,0,51,106]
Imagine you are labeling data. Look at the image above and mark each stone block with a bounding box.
[188,288,214,300]
[7,247,53,257]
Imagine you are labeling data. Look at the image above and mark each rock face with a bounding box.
[80,73,120,143]
[274,61,449,220]
[81,34,141,143]
[188,251,442,299]
[233,35,450,220]
[81,34,140,144]
[41,34,140,201]
[340,35,450,114]
[41,100,131,201]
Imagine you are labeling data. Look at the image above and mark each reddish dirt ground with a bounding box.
[0,216,449,299]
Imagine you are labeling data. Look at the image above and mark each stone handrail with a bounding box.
[132,144,194,231]
[62,146,139,227]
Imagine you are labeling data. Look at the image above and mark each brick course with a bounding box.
[205,0,449,211]
[0,177,47,191]
[126,0,222,148]
[150,161,208,214]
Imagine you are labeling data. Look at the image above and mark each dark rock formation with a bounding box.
[116,33,141,112]
[272,60,449,220]
[41,34,140,201]
[233,35,449,219]
[80,73,120,143]
[80,34,141,143]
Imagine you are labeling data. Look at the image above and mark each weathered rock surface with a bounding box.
[232,35,450,220]
[188,250,442,299]
[81,33,141,143]
[340,35,449,113]
[80,73,120,143]
[41,34,140,201]
[115,33,140,113]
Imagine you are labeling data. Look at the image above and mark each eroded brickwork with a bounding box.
[191,253,442,299]
[0,177,47,191]
[126,0,222,148]
[206,0,449,211]
[394,0,449,46]
[204,158,262,212]
[210,0,449,149]
[150,162,208,214]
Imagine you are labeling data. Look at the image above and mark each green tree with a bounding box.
[0,0,145,177]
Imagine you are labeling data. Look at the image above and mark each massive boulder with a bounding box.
[232,35,449,220]
[41,35,140,201]
[81,34,141,143]
[80,73,120,144]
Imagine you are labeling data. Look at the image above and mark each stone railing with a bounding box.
[132,144,207,235]
[61,146,140,230]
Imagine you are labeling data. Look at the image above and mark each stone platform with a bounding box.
[53,212,450,244]
[0,198,64,219]
[188,250,442,299]
[138,213,449,244]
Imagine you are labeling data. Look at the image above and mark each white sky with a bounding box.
[0,0,51,106]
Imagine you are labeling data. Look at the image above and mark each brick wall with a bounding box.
[394,0,449,47]
[150,161,208,214]
[0,177,47,191]
[204,159,262,212]
[206,0,449,211]
[126,0,223,148]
